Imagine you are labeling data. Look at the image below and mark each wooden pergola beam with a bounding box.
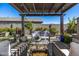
[62,3,77,13]
[55,3,65,13]
[10,3,23,13]
[20,13,63,16]
[33,3,37,13]
[22,3,29,13]
[43,4,45,13]
[48,4,55,12]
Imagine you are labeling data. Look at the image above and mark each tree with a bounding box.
[67,17,77,34]
[25,22,33,35]
[49,27,58,36]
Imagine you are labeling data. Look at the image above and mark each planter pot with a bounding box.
[60,35,64,42]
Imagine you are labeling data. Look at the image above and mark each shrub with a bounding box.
[49,27,58,36]
[25,22,33,35]
[34,27,42,31]
[0,28,16,33]
[64,32,72,44]
[42,27,49,31]
[0,28,8,32]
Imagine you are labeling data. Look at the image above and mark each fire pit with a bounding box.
[31,50,48,56]
[29,44,48,56]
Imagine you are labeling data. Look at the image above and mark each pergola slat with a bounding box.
[33,3,37,13]
[55,3,65,13]
[62,3,77,13]
[48,3,55,12]
[22,4,29,13]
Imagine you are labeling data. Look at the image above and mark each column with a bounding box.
[60,14,64,35]
[77,17,79,39]
[60,14,64,42]
[20,14,25,36]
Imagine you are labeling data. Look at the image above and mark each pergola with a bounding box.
[10,3,77,36]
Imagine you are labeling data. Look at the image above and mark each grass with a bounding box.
[0,36,14,42]
[0,37,9,42]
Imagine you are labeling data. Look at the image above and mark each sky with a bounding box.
[0,3,79,24]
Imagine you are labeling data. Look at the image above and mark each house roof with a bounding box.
[0,17,43,23]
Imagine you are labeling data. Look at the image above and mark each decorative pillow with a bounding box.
[69,42,79,56]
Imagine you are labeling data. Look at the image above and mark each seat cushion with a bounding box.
[69,42,79,56]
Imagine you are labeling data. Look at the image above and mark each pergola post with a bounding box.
[60,14,64,35]
[20,14,25,36]
[77,17,79,39]
[60,14,64,41]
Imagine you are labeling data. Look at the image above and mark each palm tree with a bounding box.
[67,17,77,34]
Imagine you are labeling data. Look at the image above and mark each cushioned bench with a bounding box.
[48,41,70,56]
[52,41,70,56]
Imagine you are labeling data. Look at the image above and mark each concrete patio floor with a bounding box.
[0,40,9,56]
